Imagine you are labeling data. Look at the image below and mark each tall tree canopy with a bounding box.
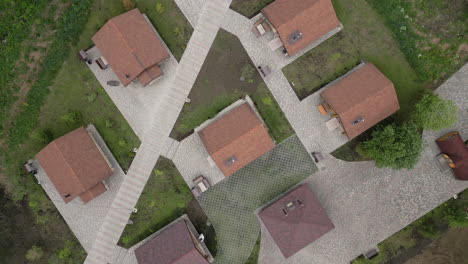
[362,122,423,169]
[414,93,457,130]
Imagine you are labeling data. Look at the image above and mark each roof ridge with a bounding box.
[53,140,86,194]
[211,122,264,157]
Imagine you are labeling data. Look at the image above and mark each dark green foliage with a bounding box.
[8,0,93,147]
[0,0,49,131]
[362,122,423,169]
[414,92,458,130]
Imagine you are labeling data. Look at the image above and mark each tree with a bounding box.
[414,93,457,130]
[362,122,423,169]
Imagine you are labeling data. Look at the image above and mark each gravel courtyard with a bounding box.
[197,135,317,264]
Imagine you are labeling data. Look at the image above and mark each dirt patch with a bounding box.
[403,228,468,264]
[457,44,468,56]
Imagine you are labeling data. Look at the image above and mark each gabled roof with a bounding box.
[321,63,400,139]
[134,219,209,264]
[35,127,113,203]
[259,184,335,258]
[436,132,468,180]
[92,8,169,86]
[262,0,340,55]
[198,103,275,176]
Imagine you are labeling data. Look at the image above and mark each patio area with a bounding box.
[32,125,128,252]
[85,15,179,139]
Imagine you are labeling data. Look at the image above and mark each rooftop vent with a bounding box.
[282,208,288,216]
[351,116,365,126]
[286,201,296,211]
[296,199,304,207]
[224,155,237,166]
[286,30,303,45]
[125,74,130,79]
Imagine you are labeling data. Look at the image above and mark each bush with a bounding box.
[156,3,165,14]
[25,245,44,262]
[122,0,135,11]
[362,122,423,169]
[414,93,457,130]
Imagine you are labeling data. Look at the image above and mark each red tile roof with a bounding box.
[321,63,400,139]
[134,219,209,264]
[92,9,169,86]
[262,0,340,55]
[259,184,335,258]
[436,132,468,180]
[35,127,113,203]
[198,103,275,176]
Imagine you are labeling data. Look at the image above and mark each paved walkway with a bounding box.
[34,125,127,252]
[259,64,468,264]
[84,0,232,263]
[176,0,345,153]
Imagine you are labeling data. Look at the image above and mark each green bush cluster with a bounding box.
[360,91,456,169]
[8,0,93,147]
[0,0,49,131]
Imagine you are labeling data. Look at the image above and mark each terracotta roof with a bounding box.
[436,132,468,180]
[134,219,209,264]
[259,184,335,258]
[198,103,275,176]
[92,8,169,86]
[321,63,400,139]
[35,127,113,203]
[137,64,163,86]
[262,0,340,55]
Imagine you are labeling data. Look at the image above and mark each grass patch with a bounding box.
[331,138,368,162]
[366,0,468,83]
[119,157,194,247]
[230,0,274,18]
[245,235,261,264]
[284,0,424,117]
[170,30,293,143]
[134,0,193,60]
[352,189,468,263]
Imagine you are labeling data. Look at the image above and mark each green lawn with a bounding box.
[199,136,317,263]
[352,189,468,264]
[170,30,294,143]
[119,157,193,247]
[1,0,191,262]
[245,235,261,264]
[367,0,467,84]
[119,157,217,253]
[230,0,274,18]
[283,0,423,117]
[134,0,193,60]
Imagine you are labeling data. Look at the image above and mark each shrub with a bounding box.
[156,3,165,14]
[122,0,135,11]
[25,245,44,262]
[60,111,82,124]
[414,93,457,130]
[362,122,423,169]
[105,119,115,128]
[240,64,256,80]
